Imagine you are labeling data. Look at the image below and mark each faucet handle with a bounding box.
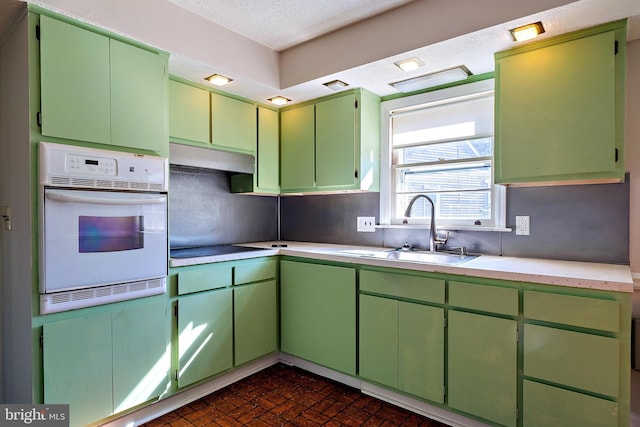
[435,231,449,245]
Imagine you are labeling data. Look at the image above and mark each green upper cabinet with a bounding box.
[280,89,380,193]
[110,39,167,153]
[169,80,210,144]
[495,20,626,184]
[39,15,168,154]
[315,94,357,188]
[211,92,257,153]
[281,104,315,191]
[40,15,111,145]
[256,106,280,193]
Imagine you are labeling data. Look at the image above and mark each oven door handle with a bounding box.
[45,192,166,205]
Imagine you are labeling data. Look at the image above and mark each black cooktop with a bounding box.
[170,245,267,259]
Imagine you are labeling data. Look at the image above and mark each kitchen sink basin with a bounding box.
[338,249,477,265]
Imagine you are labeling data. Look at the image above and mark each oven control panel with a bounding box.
[39,141,168,191]
[67,154,117,176]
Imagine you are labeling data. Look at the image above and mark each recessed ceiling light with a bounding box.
[394,57,424,72]
[268,96,291,106]
[390,66,471,93]
[510,21,545,42]
[323,79,349,91]
[205,74,233,86]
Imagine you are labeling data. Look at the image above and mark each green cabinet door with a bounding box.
[360,295,444,403]
[398,302,444,403]
[256,106,280,192]
[112,300,169,413]
[280,260,356,375]
[523,380,619,427]
[43,312,113,427]
[169,80,210,144]
[496,27,621,183]
[315,94,357,188]
[280,104,315,191]
[359,294,398,388]
[211,93,257,153]
[40,15,111,145]
[448,310,518,427]
[234,280,278,365]
[177,288,233,387]
[111,39,167,153]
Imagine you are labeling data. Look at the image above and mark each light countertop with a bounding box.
[171,241,634,293]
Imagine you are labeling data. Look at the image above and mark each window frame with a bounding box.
[380,78,506,230]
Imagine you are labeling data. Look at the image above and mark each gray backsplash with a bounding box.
[170,165,629,264]
[169,166,278,247]
[280,179,630,264]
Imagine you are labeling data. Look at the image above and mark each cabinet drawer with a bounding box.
[235,259,277,285]
[524,324,619,397]
[360,270,444,304]
[449,281,518,316]
[523,380,618,427]
[524,290,619,332]
[178,265,232,295]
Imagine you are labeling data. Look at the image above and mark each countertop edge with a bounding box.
[170,241,634,293]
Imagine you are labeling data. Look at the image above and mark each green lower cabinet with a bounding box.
[43,312,113,427]
[523,380,619,427]
[280,260,356,375]
[398,302,444,402]
[360,295,444,403]
[234,280,278,366]
[177,288,233,388]
[360,295,398,387]
[448,310,518,427]
[43,300,168,427]
[112,301,169,413]
[524,324,619,397]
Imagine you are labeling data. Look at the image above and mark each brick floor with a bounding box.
[142,364,448,427]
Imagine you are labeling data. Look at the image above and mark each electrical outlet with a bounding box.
[357,216,376,232]
[515,215,530,236]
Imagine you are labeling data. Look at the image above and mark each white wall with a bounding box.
[0,11,33,403]
[626,37,640,415]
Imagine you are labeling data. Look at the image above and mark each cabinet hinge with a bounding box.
[615,148,619,162]
[355,99,358,109]
[37,112,42,127]
[39,334,43,348]
[443,316,447,328]
[516,406,519,420]
[516,328,520,342]
[615,40,619,55]
[354,170,358,179]
[175,369,179,381]
[35,24,40,41]
[174,304,178,318]
[443,385,446,398]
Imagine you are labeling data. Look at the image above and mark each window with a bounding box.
[380,79,505,228]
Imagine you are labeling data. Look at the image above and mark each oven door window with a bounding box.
[79,216,144,253]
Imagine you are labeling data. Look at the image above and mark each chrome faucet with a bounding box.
[403,194,448,252]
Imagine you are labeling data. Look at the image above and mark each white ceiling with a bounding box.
[166,0,417,51]
[4,0,640,105]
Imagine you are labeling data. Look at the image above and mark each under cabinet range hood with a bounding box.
[169,143,255,174]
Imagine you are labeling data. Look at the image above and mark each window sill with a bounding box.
[378,224,512,233]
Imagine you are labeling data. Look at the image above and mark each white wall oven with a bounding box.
[39,142,169,314]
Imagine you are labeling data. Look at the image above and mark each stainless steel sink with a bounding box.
[339,249,477,265]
